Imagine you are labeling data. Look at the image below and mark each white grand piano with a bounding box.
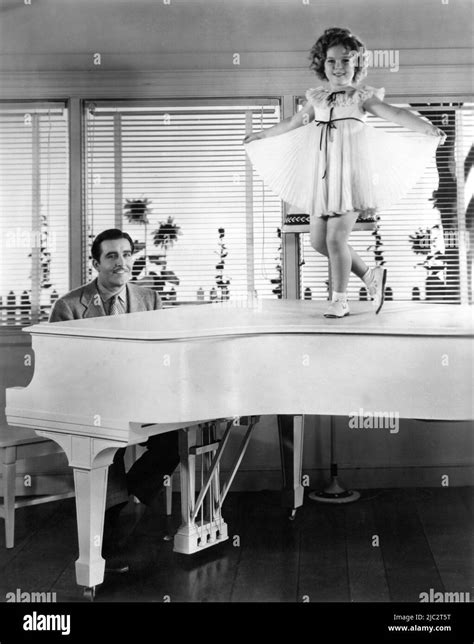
[5,299,474,598]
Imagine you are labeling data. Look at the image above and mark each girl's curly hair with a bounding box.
[309,27,368,83]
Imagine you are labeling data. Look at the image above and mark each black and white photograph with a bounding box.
[0,0,472,640]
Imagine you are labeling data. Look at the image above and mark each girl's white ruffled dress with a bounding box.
[244,86,440,220]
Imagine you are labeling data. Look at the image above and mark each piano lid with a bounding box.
[22,300,474,341]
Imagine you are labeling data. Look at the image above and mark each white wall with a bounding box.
[0,0,472,59]
[0,0,471,98]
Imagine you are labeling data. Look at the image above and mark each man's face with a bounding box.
[93,238,133,290]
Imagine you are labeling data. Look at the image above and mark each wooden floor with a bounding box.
[0,487,472,603]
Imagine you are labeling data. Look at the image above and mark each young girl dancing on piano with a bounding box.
[244,27,445,318]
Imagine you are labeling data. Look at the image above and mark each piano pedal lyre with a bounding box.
[174,416,259,555]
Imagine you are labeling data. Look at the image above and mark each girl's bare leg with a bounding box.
[309,213,386,315]
[326,212,361,292]
[310,215,369,281]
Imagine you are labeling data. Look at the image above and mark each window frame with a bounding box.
[0,100,70,328]
[81,97,283,304]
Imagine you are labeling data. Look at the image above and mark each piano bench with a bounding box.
[0,425,75,548]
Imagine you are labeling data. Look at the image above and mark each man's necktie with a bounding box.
[109,295,120,316]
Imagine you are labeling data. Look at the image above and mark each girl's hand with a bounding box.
[427,125,447,144]
[243,132,264,144]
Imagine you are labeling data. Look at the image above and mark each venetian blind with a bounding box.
[0,103,69,326]
[298,101,473,304]
[84,101,283,304]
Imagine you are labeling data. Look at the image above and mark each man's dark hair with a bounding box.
[91,229,135,262]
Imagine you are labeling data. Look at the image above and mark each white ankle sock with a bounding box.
[332,291,347,303]
[362,268,373,286]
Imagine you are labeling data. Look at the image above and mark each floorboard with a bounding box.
[230,491,300,602]
[0,487,471,604]
[0,498,76,597]
[297,497,349,602]
[344,490,390,602]
[414,487,473,595]
[372,489,444,602]
[0,501,61,569]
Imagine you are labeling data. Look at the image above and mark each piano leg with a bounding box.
[33,430,120,596]
[278,415,305,520]
[73,463,109,594]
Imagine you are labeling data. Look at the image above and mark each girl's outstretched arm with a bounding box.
[243,99,315,144]
[363,95,446,143]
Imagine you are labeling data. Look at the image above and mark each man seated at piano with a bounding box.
[49,228,180,573]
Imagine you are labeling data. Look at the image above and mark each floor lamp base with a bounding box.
[308,476,361,504]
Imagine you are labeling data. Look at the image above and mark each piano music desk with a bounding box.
[5,300,473,596]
